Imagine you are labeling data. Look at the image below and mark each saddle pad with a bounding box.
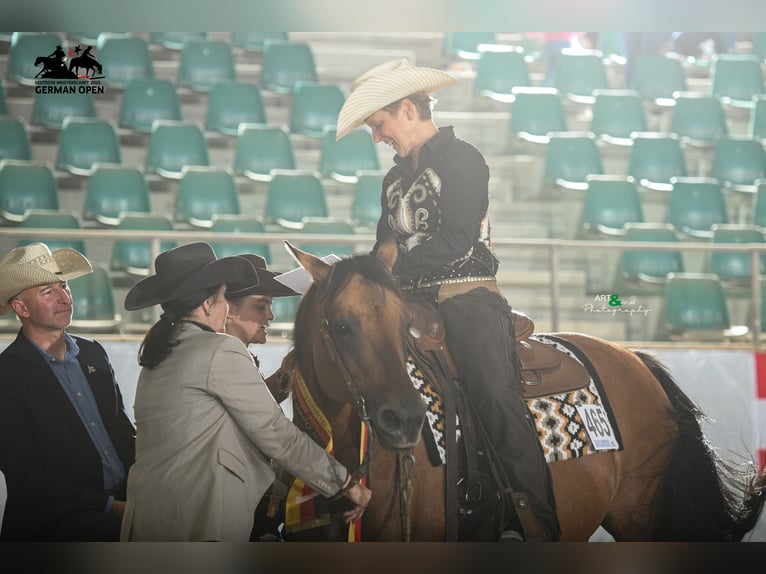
[406,334,623,466]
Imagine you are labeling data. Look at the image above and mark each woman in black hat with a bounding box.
[120,242,371,541]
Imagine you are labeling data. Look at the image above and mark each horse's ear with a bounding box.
[284,241,331,283]
[376,236,399,274]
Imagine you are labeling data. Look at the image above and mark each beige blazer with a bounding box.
[120,322,348,541]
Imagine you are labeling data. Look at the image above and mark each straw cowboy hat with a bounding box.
[226,254,299,299]
[0,243,92,316]
[335,58,457,141]
[124,242,260,311]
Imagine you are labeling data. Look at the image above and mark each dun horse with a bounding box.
[279,241,766,541]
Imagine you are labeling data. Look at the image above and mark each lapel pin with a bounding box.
[87,365,96,374]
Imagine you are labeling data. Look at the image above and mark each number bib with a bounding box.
[575,404,620,451]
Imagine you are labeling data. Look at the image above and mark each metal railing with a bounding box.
[1,227,764,350]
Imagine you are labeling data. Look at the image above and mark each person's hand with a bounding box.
[342,482,372,524]
[111,499,126,517]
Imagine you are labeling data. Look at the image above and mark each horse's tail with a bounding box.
[634,349,766,541]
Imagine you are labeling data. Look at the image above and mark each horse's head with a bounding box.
[287,241,426,451]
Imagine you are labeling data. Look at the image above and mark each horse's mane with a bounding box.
[292,254,401,377]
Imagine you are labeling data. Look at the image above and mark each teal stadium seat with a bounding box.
[177,39,236,92]
[753,180,766,227]
[709,53,765,109]
[205,81,266,135]
[146,120,209,179]
[119,78,182,133]
[298,216,357,258]
[231,32,288,52]
[751,32,766,63]
[175,166,241,228]
[290,82,345,137]
[83,164,150,225]
[473,46,532,104]
[748,95,766,141]
[149,32,209,50]
[627,132,687,192]
[443,32,496,61]
[0,160,59,223]
[618,223,684,288]
[351,170,385,227]
[542,131,604,192]
[553,49,610,104]
[67,264,121,333]
[670,93,728,148]
[0,116,32,161]
[710,137,766,193]
[7,32,65,85]
[666,176,728,239]
[708,223,765,283]
[270,295,302,334]
[97,33,154,88]
[0,81,7,114]
[18,209,86,254]
[111,213,176,277]
[260,41,318,94]
[31,89,96,129]
[579,175,644,237]
[319,128,380,183]
[506,87,568,149]
[233,123,296,182]
[209,214,272,263]
[264,169,328,227]
[55,117,121,175]
[589,89,648,146]
[630,54,687,107]
[597,32,628,66]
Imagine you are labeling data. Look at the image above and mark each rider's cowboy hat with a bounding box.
[225,254,299,299]
[0,243,93,316]
[335,58,457,141]
[124,242,260,310]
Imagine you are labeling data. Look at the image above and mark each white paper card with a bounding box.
[274,254,342,294]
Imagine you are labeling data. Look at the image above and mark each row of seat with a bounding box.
[0,160,385,228]
[0,117,382,183]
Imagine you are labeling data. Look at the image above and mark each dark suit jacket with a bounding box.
[0,330,136,540]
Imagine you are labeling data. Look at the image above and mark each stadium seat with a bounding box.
[662,272,745,340]
[31,90,97,129]
[209,214,272,262]
[97,33,154,88]
[289,81,345,137]
[264,169,328,226]
[260,40,318,94]
[145,120,209,179]
[473,46,532,103]
[231,32,288,52]
[67,264,121,333]
[748,95,766,141]
[670,93,728,148]
[0,116,32,161]
[298,216,357,258]
[0,81,7,114]
[175,166,240,228]
[709,137,766,193]
[627,132,687,192]
[553,49,610,104]
[443,32,496,61]
[55,117,121,175]
[506,87,568,149]
[630,54,687,107]
[205,81,266,135]
[579,175,644,236]
[709,53,765,109]
[351,169,385,227]
[6,32,65,85]
[597,32,628,65]
[149,32,209,50]
[0,160,59,223]
[177,39,236,92]
[589,89,648,146]
[119,78,182,133]
[753,180,766,227]
[618,222,684,287]
[751,32,766,63]
[270,295,302,334]
[233,123,296,182]
[542,131,604,192]
[83,164,150,225]
[18,209,86,254]
[110,212,176,277]
[666,176,728,239]
[319,128,380,183]
[708,223,765,282]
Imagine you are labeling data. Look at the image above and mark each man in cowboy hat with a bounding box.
[335,59,560,541]
[0,243,135,540]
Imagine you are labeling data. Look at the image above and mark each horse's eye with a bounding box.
[332,321,352,338]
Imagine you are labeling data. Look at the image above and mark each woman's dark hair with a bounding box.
[138,284,220,368]
[382,91,435,120]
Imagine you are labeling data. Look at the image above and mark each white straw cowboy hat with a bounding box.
[335,58,457,141]
[124,242,260,311]
[0,242,92,316]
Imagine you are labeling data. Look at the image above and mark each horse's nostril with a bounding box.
[380,409,402,432]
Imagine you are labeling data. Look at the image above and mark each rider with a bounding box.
[46,45,67,71]
[335,59,561,542]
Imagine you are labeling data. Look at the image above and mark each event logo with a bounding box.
[33,43,105,94]
[582,294,651,317]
